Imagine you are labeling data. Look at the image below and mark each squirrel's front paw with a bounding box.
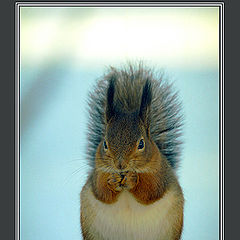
[121,171,139,190]
[107,173,123,192]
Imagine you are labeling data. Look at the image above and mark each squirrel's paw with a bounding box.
[107,173,123,192]
[121,171,139,190]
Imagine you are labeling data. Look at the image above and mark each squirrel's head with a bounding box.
[95,77,159,173]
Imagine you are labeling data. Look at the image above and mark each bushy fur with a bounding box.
[86,63,183,169]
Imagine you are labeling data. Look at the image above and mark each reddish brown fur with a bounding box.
[92,137,178,206]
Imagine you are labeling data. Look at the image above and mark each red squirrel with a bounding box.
[80,64,184,240]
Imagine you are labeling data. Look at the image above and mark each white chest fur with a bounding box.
[86,189,177,240]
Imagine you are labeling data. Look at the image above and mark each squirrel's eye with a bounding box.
[103,140,108,150]
[138,139,145,150]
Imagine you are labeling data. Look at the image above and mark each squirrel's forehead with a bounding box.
[106,115,142,142]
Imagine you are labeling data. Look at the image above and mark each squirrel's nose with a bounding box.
[117,161,127,170]
[118,163,123,169]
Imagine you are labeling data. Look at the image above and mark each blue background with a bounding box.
[20,7,219,240]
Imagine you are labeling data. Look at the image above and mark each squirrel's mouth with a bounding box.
[120,171,128,179]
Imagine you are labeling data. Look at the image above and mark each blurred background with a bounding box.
[20,6,219,240]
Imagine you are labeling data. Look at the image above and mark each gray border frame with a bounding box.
[15,2,224,240]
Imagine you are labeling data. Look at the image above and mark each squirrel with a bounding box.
[80,63,184,240]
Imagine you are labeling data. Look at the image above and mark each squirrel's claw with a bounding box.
[107,173,123,192]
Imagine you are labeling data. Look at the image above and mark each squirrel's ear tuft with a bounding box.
[105,76,116,123]
[139,79,152,132]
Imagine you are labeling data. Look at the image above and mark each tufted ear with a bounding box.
[105,77,116,123]
[139,79,152,132]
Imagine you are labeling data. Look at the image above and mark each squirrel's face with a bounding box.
[95,112,155,173]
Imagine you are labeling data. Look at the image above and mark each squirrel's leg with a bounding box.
[80,211,92,240]
[92,171,122,204]
[172,200,184,240]
[173,214,183,240]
